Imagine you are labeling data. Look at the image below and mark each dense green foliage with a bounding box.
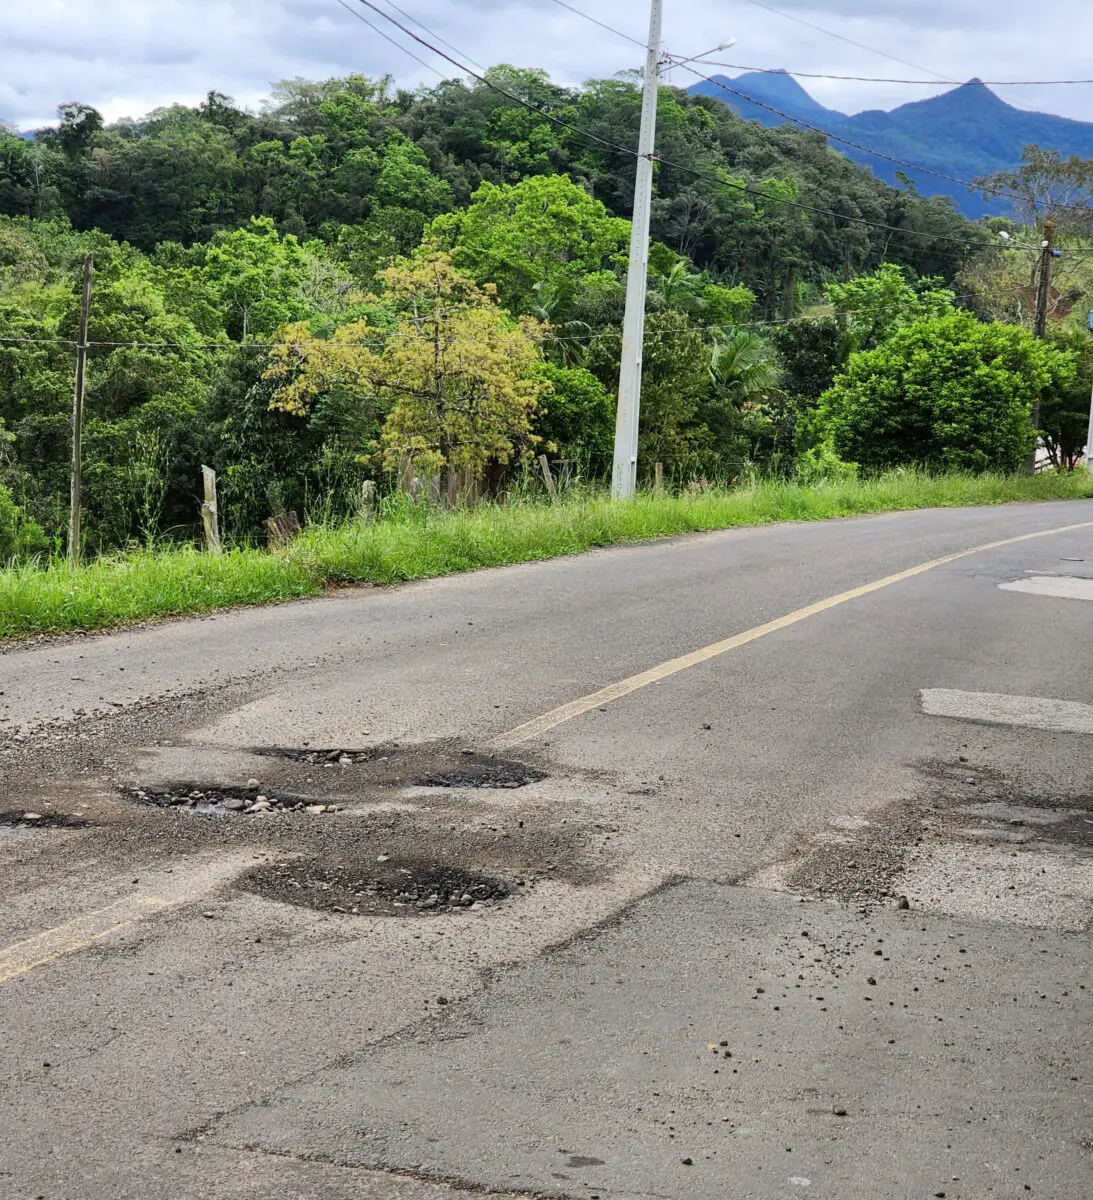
[0,71,1087,564]
[812,314,1070,472]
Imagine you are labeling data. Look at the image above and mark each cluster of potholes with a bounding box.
[114,751,545,918]
[242,856,515,917]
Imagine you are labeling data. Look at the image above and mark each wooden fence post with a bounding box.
[654,462,664,494]
[538,454,558,502]
[201,465,221,553]
[360,479,377,523]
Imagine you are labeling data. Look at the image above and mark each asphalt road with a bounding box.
[1,500,1091,1200]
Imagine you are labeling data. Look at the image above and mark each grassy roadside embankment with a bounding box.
[1,470,1090,641]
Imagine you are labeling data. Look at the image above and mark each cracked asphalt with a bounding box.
[1,501,1091,1200]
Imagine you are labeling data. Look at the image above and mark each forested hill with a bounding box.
[687,72,1093,218]
[0,68,981,294]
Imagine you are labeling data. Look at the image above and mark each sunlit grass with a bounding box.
[2,469,1089,640]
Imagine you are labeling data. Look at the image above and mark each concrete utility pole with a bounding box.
[68,254,94,567]
[611,0,664,500]
[1086,370,1093,475]
[1086,310,1093,474]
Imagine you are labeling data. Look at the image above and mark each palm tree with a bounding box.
[529,279,592,368]
[708,329,779,407]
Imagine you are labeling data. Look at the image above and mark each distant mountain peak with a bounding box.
[687,69,1093,218]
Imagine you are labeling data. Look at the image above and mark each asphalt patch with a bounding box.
[413,760,546,789]
[241,853,515,916]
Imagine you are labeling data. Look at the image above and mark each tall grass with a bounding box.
[2,470,1090,641]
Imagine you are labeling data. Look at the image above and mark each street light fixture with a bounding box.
[672,38,737,69]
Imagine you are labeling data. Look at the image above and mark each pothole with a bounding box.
[251,745,395,767]
[122,785,341,816]
[242,854,516,917]
[413,760,546,789]
[0,810,92,830]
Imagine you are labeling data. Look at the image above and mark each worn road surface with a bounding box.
[1,501,1091,1200]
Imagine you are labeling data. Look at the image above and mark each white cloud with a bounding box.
[1,0,1090,129]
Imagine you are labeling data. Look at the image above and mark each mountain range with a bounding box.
[687,72,1093,218]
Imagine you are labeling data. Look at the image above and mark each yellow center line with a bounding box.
[0,897,170,985]
[492,519,1093,751]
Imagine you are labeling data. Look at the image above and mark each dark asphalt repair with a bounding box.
[787,755,1093,903]
[242,854,515,916]
[413,761,547,789]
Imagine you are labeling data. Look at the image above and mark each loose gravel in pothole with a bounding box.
[251,746,393,767]
[413,761,546,789]
[122,785,340,816]
[242,855,515,917]
[0,810,92,830]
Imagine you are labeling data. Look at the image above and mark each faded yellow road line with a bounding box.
[493,519,1093,750]
[0,854,253,987]
[0,897,169,984]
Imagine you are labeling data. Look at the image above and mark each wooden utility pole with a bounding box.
[67,254,94,567]
[1033,220,1055,340]
[201,465,221,553]
[1027,221,1056,471]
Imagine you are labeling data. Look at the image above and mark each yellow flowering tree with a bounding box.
[265,249,548,485]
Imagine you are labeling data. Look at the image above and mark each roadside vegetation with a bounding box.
[2,468,1090,641]
[1,74,1091,639]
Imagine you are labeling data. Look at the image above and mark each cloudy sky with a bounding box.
[2,0,1090,130]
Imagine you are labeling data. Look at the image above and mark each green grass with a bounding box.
[2,470,1090,641]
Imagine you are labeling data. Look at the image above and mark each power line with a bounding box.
[0,294,1002,356]
[330,0,441,75]
[374,0,487,71]
[347,0,638,158]
[545,0,646,50]
[740,0,950,83]
[531,1,1001,243]
[689,62,1093,87]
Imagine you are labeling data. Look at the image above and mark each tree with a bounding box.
[826,262,955,352]
[978,147,1093,240]
[204,217,309,340]
[1040,331,1090,470]
[705,329,783,469]
[771,318,848,403]
[585,311,713,479]
[813,312,1065,472]
[533,363,614,472]
[266,250,548,483]
[431,174,629,312]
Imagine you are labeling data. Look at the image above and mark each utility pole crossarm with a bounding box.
[611,0,664,500]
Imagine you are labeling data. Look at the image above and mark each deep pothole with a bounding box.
[251,745,396,767]
[0,809,92,830]
[413,760,546,789]
[122,785,341,816]
[242,855,515,917]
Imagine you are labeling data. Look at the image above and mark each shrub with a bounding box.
[814,313,1066,472]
